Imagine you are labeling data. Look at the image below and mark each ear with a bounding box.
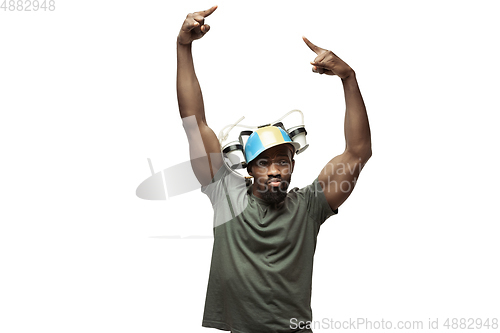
[247,162,253,177]
[291,159,295,173]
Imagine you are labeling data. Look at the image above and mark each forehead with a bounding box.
[257,144,293,159]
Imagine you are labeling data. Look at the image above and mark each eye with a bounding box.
[279,160,289,166]
[257,160,268,167]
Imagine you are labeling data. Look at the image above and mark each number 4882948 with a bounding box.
[1,0,56,11]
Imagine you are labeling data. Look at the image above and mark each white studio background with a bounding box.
[1,0,499,332]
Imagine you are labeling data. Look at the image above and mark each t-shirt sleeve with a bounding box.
[201,161,249,227]
[299,177,338,224]
[200,162,233,205]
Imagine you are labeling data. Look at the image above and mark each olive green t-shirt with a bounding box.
[201,164,337,333]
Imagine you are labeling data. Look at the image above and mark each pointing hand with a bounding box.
[302,36,354,79]
[178,6,218,45]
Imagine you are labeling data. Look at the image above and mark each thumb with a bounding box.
[201,24,211,34]
[182,19,200,33]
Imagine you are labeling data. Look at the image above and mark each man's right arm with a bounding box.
[176,6,223,186]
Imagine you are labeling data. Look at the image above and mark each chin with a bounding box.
[261,182,289,204]
[261,190,287,204]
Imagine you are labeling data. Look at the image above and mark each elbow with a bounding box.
[348,143,372,163]
[364,145,372,161]
[359,149,372,163]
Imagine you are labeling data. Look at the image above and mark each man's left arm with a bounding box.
[303,37,372,211]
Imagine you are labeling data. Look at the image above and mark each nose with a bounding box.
[267,162,280,176]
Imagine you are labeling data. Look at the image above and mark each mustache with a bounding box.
[267,177,282,184]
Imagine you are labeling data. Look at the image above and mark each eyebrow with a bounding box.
[259,154,290,159]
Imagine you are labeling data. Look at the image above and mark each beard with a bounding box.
[259,176,291,205]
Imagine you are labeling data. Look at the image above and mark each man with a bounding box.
[177,5,371,333]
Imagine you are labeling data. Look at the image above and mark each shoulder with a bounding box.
[201,162,248,201]
[288,178,323,199]
[286,178,338,222]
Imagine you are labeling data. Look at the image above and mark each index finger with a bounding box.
[302,36,324,54]
[196,5,218,18]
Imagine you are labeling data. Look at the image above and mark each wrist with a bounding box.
[341,70,356,82]
[177,35,193,46]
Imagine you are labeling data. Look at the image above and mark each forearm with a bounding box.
[176,40,207,125]
[341,73,372,160]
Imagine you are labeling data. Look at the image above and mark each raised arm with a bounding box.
[303,37,372,211]
[177,5,223,186]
